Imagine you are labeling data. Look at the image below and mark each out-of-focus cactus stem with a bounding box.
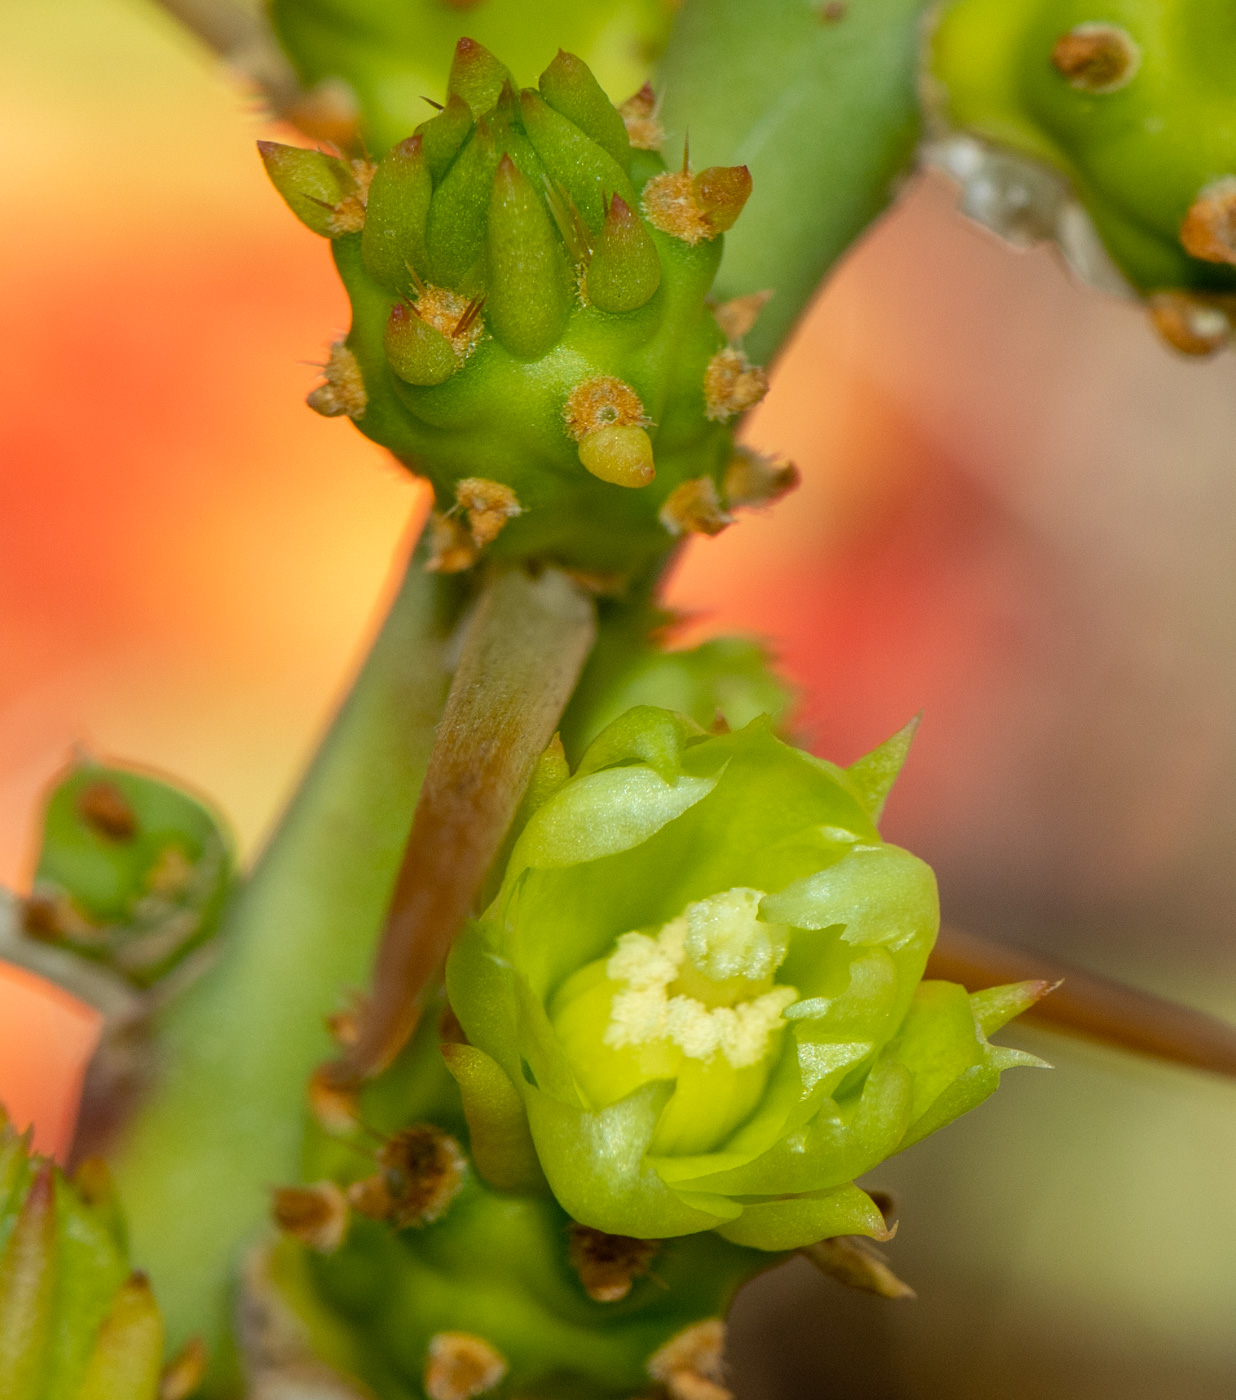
[329,567,596,1085]
[151,0,359,146]
[930,925,1236,1079]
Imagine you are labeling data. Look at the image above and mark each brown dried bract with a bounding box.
[353,1124,467,1229]
[712,290,774,344]
[308,1064,361,1135]
[425,513,480,573]
[569,1223,660,1302]
[658,478,732,537]
[271,1181,350,1253]
[801,1234,915,1300]
[620,82,664,151]
[563,375,647,441]
[647,1320,732,1400]
[424,1332,508,1400]
[22,889,100,943]
[1051,23,1140,93]
[1148,291,1232,356]
[703,348,768,422]
[160,1335,208,1400]
[455,478,522,546]
[77,780,137,842]
[1181,180,1236,266]
[723,448,799,509]
[307,341,368,420]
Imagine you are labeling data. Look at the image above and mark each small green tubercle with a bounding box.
[25,759,233,987]
[932,0,1236,312]
[261,39,782,575]
[0,1114,164,1400]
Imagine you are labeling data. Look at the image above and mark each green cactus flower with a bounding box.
[930,0,1236,351]
[262,39,775,574]
[446,706,1046,1250]
[0,1114,164,1399]
[23,759,233,987]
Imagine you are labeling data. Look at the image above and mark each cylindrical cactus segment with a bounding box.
[262,38,770,573]
[931,0,1236,348]
[0,1116,165,1400]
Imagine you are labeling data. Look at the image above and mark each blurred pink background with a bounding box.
[3,2,1235,1395]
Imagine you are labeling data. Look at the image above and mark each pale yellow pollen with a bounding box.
[603,889,796,1068]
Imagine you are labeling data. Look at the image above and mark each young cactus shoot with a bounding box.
[260,39,773,573]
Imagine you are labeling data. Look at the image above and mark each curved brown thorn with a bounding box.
[331,566,596,1085]
[929,924,1236,1079]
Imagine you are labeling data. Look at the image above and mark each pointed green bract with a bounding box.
[414,95,474,182]
[847,714,919,824]
[384,303,458,385]
[539,49,632,170]
[519,87,636,231]
[0,1119,159,1400]
[448,36,515,116]
[258,141,355,237]
[361,135,432,291]
[425,118,500,288]
[486,155,571,358]
[587,194,661,312]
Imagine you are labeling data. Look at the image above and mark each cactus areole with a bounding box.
[260,39,769,575]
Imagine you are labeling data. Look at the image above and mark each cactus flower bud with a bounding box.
[24,760,233,986]
[931,0,1236,341]
[266,40,770,573]
[0,1115,164,1398]
[445,707,1046,1248]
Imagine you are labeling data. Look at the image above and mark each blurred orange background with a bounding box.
[4,2,1236,1396]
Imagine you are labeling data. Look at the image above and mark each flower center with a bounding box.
[603,889,797,1068]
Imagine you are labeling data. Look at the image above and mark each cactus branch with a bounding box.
[334,566,597,1084]
[930,925,1236,1079]
[152,0,358,145]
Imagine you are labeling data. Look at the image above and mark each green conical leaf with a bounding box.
[414,94,474,183]
[485,154,571,359]
[75,1274,163,1400]
[448,36,514,116]
[586,193,661,312]
[519,88,637,230]
[425,119,500,287]
[384,303,458,386]
[539,50,632,170]
[362,134,432,292]
[441,1043,547,1193]
[257,141,354,237]
[0,1164,56,1398]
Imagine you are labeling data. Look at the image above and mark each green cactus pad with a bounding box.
[931,0,1236,297]
[25,759,234,987]
[0,1115,164,1400]
[264,39,770,574]
[444,707,1047,1249]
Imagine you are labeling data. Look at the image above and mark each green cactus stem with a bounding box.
[931,0,1236,353]
[0,1114,164,1400]
[22,760,233,987]
[263,39,772,575]
[110,538,463,1383]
